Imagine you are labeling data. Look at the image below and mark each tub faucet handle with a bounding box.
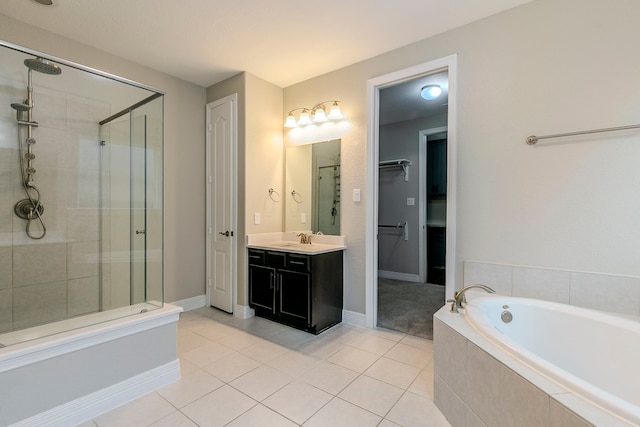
[446,298,458,313]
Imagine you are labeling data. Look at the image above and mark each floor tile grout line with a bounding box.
[103,310,440,427]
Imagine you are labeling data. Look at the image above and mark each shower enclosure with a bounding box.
[0,41,164,346]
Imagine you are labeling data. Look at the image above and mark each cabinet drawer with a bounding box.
[248,249,266,265]
[286,254,310,272]
[266,251,286,269]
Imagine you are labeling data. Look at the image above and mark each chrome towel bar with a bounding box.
[526,123,640,145]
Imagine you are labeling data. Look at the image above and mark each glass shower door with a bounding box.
[99,94,163,311]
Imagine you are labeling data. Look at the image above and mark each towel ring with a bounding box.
[291,190,303,204]
[268,188,280,202]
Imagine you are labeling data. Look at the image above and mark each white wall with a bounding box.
[284,0,640,314]
[0,13,207,304]
[245,73,284,235]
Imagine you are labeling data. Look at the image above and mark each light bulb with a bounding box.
[284,113,297,128]
[298,109,312,126]
[420,85,442,100]
[327,102,343,120]
[313,107,327,122]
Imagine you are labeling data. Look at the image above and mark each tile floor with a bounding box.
[81,308,451,427]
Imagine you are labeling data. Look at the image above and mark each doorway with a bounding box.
[365,56,458,336]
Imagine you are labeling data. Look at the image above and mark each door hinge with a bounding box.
[208,124,212,132]
[208,227,212,235]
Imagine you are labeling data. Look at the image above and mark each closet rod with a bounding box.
[526,123,640,145]
[378,222,408,240]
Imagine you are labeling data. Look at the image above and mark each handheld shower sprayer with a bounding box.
[10,56,62,239]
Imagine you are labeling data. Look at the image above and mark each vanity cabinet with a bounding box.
[248,248,343,334]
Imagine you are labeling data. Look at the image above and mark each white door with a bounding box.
[206,94,237,313]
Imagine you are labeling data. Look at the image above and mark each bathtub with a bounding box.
[434,294,640,427]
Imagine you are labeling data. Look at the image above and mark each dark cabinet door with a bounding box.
[278,270,311,325]
[428,138,447,196]
[249,264,276,313]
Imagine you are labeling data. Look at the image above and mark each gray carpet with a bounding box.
[377,278,446,340]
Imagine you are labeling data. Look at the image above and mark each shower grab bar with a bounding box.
[526,123,640,145]
[378,222,409,241]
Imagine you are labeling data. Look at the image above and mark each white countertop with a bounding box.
[246,232,346,255]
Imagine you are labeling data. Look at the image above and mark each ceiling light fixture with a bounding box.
[420,84,442,100]
[284,101,343,128]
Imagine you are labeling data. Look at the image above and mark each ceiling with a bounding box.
[380,71,449,125]
[0,0,532,89]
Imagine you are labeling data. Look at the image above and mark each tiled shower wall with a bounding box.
[463,260,640,317]
[0,76,109,332]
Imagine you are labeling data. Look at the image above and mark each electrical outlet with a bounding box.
[407,197,415,206]
[301,213,306,223]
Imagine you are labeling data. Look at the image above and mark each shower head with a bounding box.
[24,57,62,75]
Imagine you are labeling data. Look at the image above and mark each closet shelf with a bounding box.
[379,159,412,182]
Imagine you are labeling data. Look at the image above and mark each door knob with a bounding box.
[218,231,230,237]
[136,230,146,235]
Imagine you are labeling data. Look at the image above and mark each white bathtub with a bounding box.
[464,295,640,426]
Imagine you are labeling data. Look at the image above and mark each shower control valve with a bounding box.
[26,137,36,145]
[25,153,36,160]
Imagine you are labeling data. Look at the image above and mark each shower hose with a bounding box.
[17,126,46,240]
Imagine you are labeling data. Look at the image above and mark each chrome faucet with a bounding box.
[447,284,495,313]
[297,233,311,244]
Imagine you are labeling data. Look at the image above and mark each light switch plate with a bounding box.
[301,213,306,223]
[254,213,261,225]
[353,189,361,202]
[407,197,415,206]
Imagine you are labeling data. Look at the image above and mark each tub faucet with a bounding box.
[447,284,495,313]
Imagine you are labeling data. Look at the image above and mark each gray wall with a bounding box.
[0,13,207,304]
[379,114,448,276]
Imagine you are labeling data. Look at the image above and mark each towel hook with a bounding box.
[291,190,303,204]
[268,188,280,202]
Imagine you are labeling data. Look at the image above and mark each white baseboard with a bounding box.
[171,295,206,312]
[234,304,254,319]
[11,360,180,427]
[378,270,421,282]
[342,309,367,328]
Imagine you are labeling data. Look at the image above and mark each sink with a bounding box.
[274,242,314,249]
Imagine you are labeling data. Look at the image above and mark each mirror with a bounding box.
[285,139,341,235]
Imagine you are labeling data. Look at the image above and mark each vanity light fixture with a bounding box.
[420,84,442,100]
[284,101,343,128]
